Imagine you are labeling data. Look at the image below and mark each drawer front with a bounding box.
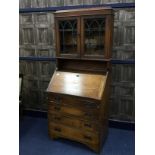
[48,94,100,110]
[48,113,99,132]
[48,102,99,120]
[48,113,81,129]
[49,122,99,144]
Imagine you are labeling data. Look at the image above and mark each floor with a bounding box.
[19,116,135,155]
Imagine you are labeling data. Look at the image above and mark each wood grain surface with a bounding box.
[47,71,107,100]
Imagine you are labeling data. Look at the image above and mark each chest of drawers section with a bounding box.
[47,94,107,152]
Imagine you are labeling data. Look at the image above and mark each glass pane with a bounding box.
[59,19,77,54]
[84,17,105,56]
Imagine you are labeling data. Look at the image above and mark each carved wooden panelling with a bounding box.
[110,64,135,121]
[20,12,55,56]
[119,85,134,97]
[40,91,48,110]
[112,46,135,60]
[20,14,33,25]
[34,0,48,8]
[21,27,35,45]
[119,98,134,121]
[124,25,135,45]
[113,9,135,59]
[101,0,122,4]
[113,23,122,47]
[20,61,56,110]
[25,61,39,77]
[36,27,49,45]
[82,0,93,5]
[19,0,22,8]
[48,0,64,6]
[109,98,120,118]
[36,48,55,57]
[24,78,39,90]
[64,0,83,5]
[23,89,41,109]
[112,64,135,82]
[35,13,48,24]
[19,61,26,75]
[38,61,55,78]
[19,3,135,122]
[101,0,135,3]
[20,0,135,8]
[20,14,34,46]
[20,0,32,8]
[20,0,49,8]
[19,48,35,57]
[124,0,135,2]
[39,80,50,91]
[110,97,134,121]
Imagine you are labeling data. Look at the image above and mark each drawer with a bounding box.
[48,113,99,132]
[48,113,81,129]
[48,102,99,120]
[48,94,100,110]
[49,122,99,144]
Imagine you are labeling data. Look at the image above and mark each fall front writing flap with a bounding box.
[47,71,107,100]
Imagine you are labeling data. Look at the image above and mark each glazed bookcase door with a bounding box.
[56,17,80,57]
[81,16,107,59]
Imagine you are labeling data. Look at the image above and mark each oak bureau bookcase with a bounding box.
[46,7,114,152]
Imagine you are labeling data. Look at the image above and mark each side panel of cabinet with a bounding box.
[55,17,81,58]
[104,15,114,58]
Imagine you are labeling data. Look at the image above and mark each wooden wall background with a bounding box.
[19,0,135,122]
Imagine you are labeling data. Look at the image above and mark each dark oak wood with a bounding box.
[54,7,113,18]
[47,7,113,153]
[56,58,111,74]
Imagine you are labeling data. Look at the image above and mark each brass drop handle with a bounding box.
[54,106,61,111]
[49,101,55,105]
[55,96,61,105]
[84,123,92,128]
[84,112,91,117]
[54,116,61,120]
[83,135,92,141]
[54,127,61,132]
